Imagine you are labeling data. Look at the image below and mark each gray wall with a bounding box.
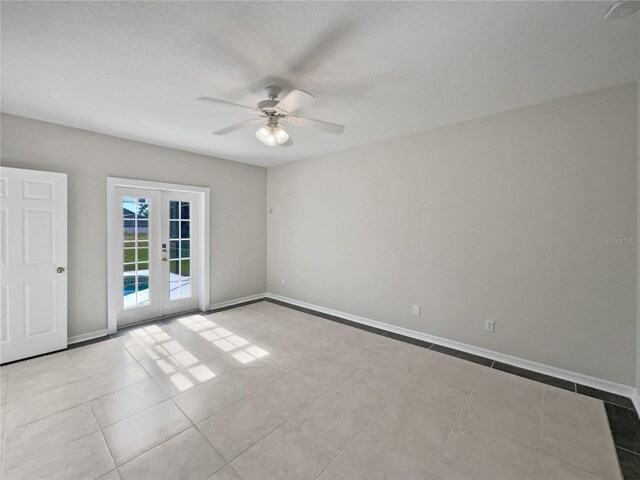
[1,114,267,337]
[268,83,638,386]
[2,83,637,385]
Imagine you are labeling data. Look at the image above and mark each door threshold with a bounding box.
[114,308,202,335]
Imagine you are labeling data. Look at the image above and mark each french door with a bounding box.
[116,188,199,327]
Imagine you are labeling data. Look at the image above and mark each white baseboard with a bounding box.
[208,293,266,311]
[68,329,109,345]
[266,293,635,399]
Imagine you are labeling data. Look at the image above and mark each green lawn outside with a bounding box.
[123,248,189,276]
[124,246,149,263]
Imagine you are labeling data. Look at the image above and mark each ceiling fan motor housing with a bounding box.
[265,85,282,100]
[257,98,279,112]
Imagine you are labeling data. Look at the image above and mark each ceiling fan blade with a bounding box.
[198,96,261,114]
[275,89,315,114]
[212,118,263,135]
[287,116,345,135]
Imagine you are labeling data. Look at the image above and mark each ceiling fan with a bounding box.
[197,86,345,146]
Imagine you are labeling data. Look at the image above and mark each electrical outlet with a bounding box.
[485,320,495,332]
[412,305,420,316]
[281,279,286,287]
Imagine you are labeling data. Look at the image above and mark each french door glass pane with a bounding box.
[137,221,149,240]
[181,240,190,257]
[169,201,179,220]
[170,221,179,239]
[180,221,189,238]
[169,200,191,301]
[180,259,191,297]
[137,246,149,262]
[124,248,135,263]
[169,240,179,259]
[180,202,190,219]
[169,260,180,300]
[122,196,151,309]
[137,203,149,218]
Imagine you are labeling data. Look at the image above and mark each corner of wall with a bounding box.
[636,79,640,398]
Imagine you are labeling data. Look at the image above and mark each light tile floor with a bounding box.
[0,302,622,480]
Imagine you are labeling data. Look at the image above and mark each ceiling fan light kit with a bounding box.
[199,85,345,147]
[256,124,289,146]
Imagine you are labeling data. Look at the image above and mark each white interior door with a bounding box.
[114,188,199,327]
[0,167,68,363]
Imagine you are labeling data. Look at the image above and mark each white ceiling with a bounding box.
[2,1,639,167]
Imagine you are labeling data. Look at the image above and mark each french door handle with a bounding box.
[162,257,168,262]
[56,267,65,273]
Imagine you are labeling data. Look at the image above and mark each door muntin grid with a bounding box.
[122,197,150,308]
[169,200,191,300]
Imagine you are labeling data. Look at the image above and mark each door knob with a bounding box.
[162,257,167,262]
[56,267,65,273]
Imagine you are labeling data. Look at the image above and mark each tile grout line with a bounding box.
[96,388,168,430]
[91,405,119,478]
[87,340,178,476]
[2,347,109,399]
[106,326,193,474]
[539,387,629,480]
[617,446,640,457]
[531,380,547,478]
[3,334,147,391]
[255,342,386,480]
[176,388,245,469]
[602,399,638,412]
[196,407,283,471]
[604,404,640,477]
[87,328,203,474]
[283,358,371,474]
[3,355,144,409]
[170,355,309,472]
[110,326,208,473]
[3,420,110,478]
[312,371,415,480]
[107,347,244,476]
[186,352,314,471]
[2,371,152,434]
[111,421,193,474]
[423,385,475,480]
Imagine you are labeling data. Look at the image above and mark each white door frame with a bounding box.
[107,177,210,334]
